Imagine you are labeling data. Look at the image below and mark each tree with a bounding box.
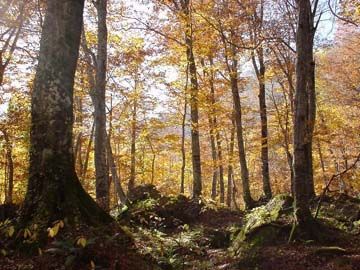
[0,0,26,86]
[293,0,319,233]
[93,0,110,210]
[248,0,272,200]
[19,0,111,227]
[181,0,203,198]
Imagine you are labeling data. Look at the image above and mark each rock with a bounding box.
[319,193,360,233]
[231,194,293,255]
[128,184,161,202]
[157,195,203,224]
[204,228,231,248]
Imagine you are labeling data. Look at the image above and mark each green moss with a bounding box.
[231,194,293,256]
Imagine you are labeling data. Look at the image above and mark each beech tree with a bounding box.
[293,0,319,233]
[19,0,111,226]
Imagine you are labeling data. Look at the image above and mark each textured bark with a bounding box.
[93,0,109,210]
[19,0,111,227]
[182,1,202,198]
[293,0,316,231]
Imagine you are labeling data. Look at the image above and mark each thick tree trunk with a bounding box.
[19,0,111,227]
[93,0,109,210]
[293,0,316,232]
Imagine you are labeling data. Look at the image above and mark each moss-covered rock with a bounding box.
[318,193,360,233]
[231,194,293,256]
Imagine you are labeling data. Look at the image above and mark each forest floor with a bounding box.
[1,186,360,270]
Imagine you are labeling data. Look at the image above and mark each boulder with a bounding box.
[231,194,293,255]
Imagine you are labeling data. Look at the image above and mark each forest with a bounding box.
[0,0,359,269]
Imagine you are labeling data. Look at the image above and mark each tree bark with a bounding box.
[180,90,187,194]
[2,130,13,204]
[252,47,272,200]
[293,0,316,232]
[182,1,202,198]
[19,0,111,227]
[93,0,109,210]
[229,50,254,209]
[128,88,137,191]
[81,120,95,180]
[106,135,128,205]
[227,116,235,207]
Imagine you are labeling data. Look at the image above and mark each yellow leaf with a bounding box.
[77,237,87,248]
[7,226,15,237]
[48,224,59,238]
[1,249,7,256]
[38,248,43,256]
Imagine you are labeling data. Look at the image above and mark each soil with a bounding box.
[1,187,360,270]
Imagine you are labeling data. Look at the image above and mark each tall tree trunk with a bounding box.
[19,0,111,227]
[209,57,225,203]
[147,137,156,185]
[270,85,294,193]
[106,135,128,205]
[227,116,235,207]
[81,120,95,180]
[128,90,137,191]
[201,58,218,200]
[293,0,316,232]
[180,92,187,194]
[93,0,109,210]
[182,2,202,198]
[209,118,218,200]
[252,47,272,200]
[2,130,13,204]
[217,130,225,203]
[229,51,254,209]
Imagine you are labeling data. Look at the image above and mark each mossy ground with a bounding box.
[1,187,360,269]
